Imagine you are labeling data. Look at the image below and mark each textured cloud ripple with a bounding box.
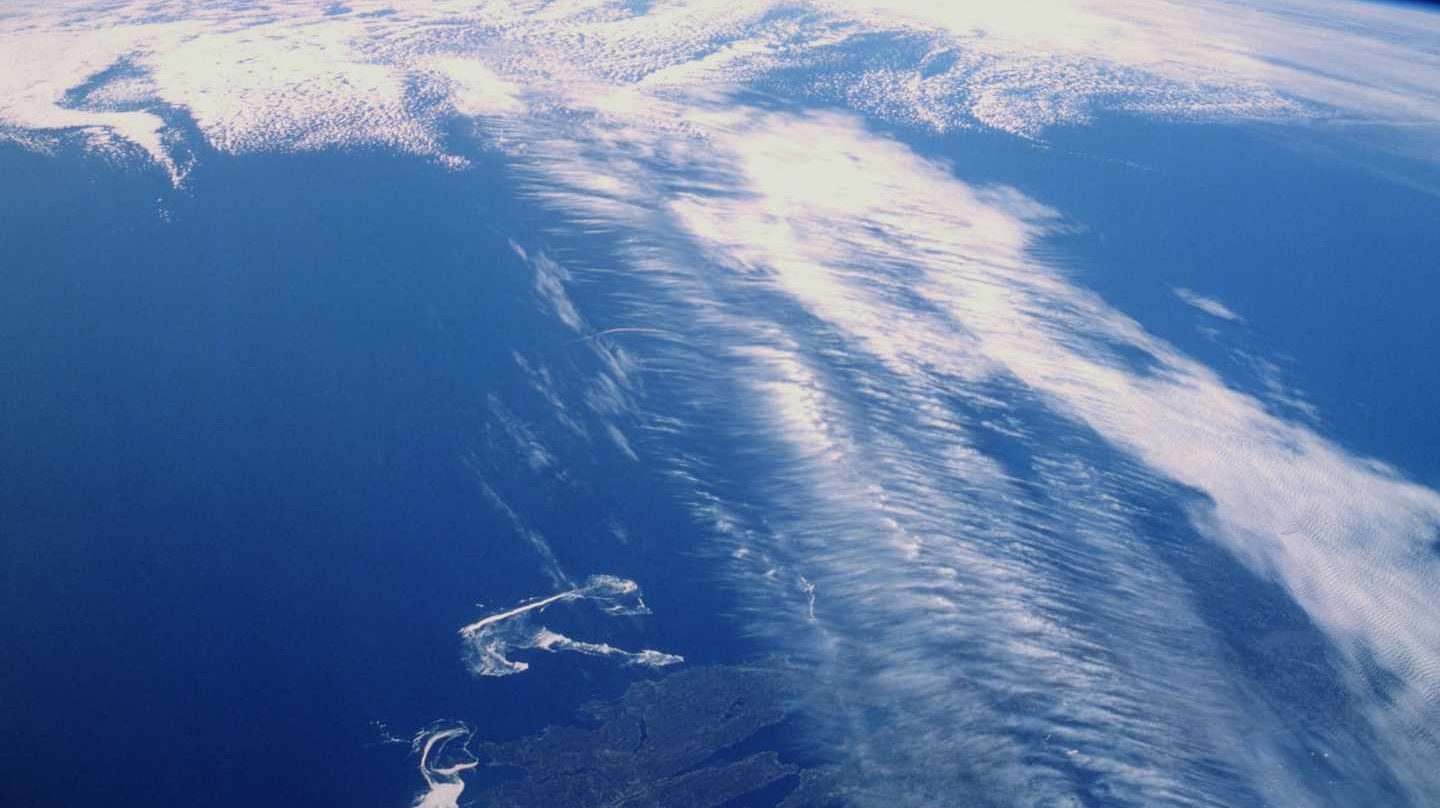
[512,100,1440,806]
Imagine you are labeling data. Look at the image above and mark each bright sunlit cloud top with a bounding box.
[2,0,1438,179]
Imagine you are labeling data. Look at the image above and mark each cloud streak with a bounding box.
[1174,287,1244,322]
[500,98,1440,805]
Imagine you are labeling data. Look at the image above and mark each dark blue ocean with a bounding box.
[0,133,755,807]
[3,107,1438,807]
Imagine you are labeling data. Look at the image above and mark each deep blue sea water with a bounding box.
[0,135,757,807]
[3,99,1438,807]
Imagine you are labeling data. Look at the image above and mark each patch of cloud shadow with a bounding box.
[59,58,149,110]
[918,49,958,80]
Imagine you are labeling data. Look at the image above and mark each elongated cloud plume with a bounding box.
[1174,287,1245,322]
[493,97,1440,806]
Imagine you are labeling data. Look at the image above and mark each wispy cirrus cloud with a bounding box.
[498,97,1440,805]
[1174,287,1245,322]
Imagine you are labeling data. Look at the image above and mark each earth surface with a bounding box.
[3,2,1440,807]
